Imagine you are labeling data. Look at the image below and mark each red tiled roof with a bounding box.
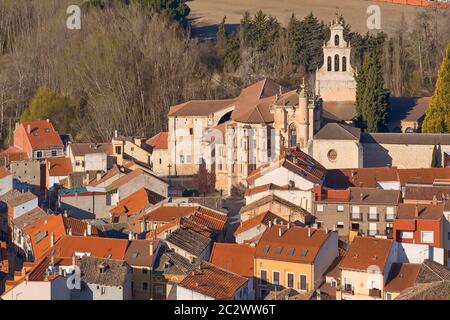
[325,167,399,189]
[210,243,255,278]
[87,165,122,187]
[144,204,198,223]
[245,183,291,196]
[69,142,113,156]
[398,168,450,186]
[19,120,64,149]
[110,187,165,217]
[146,132,168,150]
[0,166,11,179]
[46,157,73,176]
[62,216,98,236]
[0,146,29,163]
[385,263,422,293]
[255,225,332,264]
[168,99,236,117]
[179,261,248,299]
[340,237,393,272]
[235,211,287,236]
[397,203,444,220]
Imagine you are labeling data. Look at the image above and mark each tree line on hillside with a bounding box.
[0,1,449,148]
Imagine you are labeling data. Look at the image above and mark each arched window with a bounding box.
[327,56,332,71]
[342,56,347,72]
[334,34,340,46]
[288,124,297,148]
[334,54,340,72]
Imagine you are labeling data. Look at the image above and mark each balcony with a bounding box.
[350,213,362,221]
[369,288,382,298]
[368,213,379,221]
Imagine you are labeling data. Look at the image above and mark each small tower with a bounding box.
[315,19,356,102]
[298,78,309,148]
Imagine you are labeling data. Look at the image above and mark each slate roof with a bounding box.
[78,256,130,287]
[154,250,198,276]
[165,227,211,257]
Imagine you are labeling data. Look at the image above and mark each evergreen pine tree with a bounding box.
[422,42,450,133]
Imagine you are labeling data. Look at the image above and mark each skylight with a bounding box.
[263,245,270,253]
[275,247,283,254]
[287,248,295,256]
[301,249,308,257]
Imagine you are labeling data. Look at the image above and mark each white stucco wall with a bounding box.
[85,153,108,172]
[312,140,362,169]
[0,174,13,196]
[13,198,38,219]
[252,166,315,191]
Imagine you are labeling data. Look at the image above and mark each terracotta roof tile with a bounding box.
[0,190,37,207]
[396,203,444,220]
[109,187,166,217]
[385,263,422,293]
[124,239,159,267]
[210,243,255,278]
[179,261,248,299]
[325,167,399,189]
[168,99,236,117]
[19,120,64,149]
[255,225,332,264]
[46,157,73,176]
[340,237,393,272]
[146,132,168,150]
[404,185,450,202]
[69,142,113,156]
[235,211,287,236]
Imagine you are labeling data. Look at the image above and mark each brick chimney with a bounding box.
[278,227,282,237]
[414,204,419,218]
[432,195,438,206]
[149,242,154,256]
[27,124,31,134]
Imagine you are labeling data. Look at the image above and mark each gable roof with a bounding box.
[12,207,48,229]
[322,101,357,122]
[404,185,450,202]
[18,120,64,149]
[395,280,450,300]
[396,203,444,220]
[235,211,287,236]
[0,189,37,207]
[239,194,308,216]
[210,243,255,278]
[52,236,129,260]
[340,237,393,272]
[168,99,236,117]
[255,225,332,264]
[109,187,166,217]
[165,227,211,257]
[87,165,122,187]
[78,256,129,287]
[146,132,168,150]
[348,187,401,205]
[179,261,248,299]
[46,157,73,177]
[397,168,450,186]
[124,239,160,267]
[325,167,399,189]
[245,183,293,196]
[314,123,361,140]
[247,148,326,185]
[385,263,422,293]
[69,142,113,157]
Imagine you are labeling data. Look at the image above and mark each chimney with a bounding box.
[68,228,72,236]
[273,218,277,225]
[415,204,419,218]
[87,224,92,236]
[96,171,102,181]
[268,220,272,228]
[64,210,68,218]
[287,222,291,229]
[333,225,336,232]
[278,227,282,237]
[432,195,438,206]
[325,227,328,234]
[114,130,118,138]
[308,227,311,237]
[128,232,133,240]
[149,242,154,256]
[360,193,364,201]
[27,124,31,134]
[83,229,87,237]
[15,122,19,130]
[50,232,54,247]
[46,118,50,123]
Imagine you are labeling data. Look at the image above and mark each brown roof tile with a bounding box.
[396,203,444,220]
[210,243,255,278]
[340,237,393,272]
[146,132,168,150]
[385,263,422,293]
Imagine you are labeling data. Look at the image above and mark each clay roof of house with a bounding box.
[239,194,308,216]
[0,166,12,179]
[78,256,129,287]
[12,207,48,229]
[87,165,122,187]
[340,237,393,272]
[234,211,287,236]
[69,142,113,156]
[46,157,73,177]
[272,89,299,107]
[255,225,332,264]
[231,79,288,124]
[0,146,30,163]
[168,99,236,117]
[165,227,211,257]
[179,261,248,299]
[395,280,450,300]
[415,260,450,283]
[146,218,181,240]
[385,263,422,293]
[397,168,450,186]
[210,243,256,278]
[389,96,430,122]
[124,239,160,267]
[153,250,198,276]
[23,214,68,261]
[348,187,401,205]
[62,216,98,236]
[0,189,37,207]
[144,204,199,223]
[52,236,129,260]
[314,123,361,140]
[325,167,399,189]
[19,120,64,149]
[146,132,168,150]
[247,148,326,185]
[361,132,450,145]
[106,168,168,191]
[396,203,444,220]
[404,185,450,202]
[109,187,166,217]
[322,101,357,122]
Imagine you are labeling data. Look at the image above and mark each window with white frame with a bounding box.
[337,222,344,229]
[421,231,434,244]
[316,205,323,212]
[337,205,344,212]
[352,206,360,214]
[400,231,414,239]
[369,207,377,214]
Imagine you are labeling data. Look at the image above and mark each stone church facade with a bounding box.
[163,19,448,195]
